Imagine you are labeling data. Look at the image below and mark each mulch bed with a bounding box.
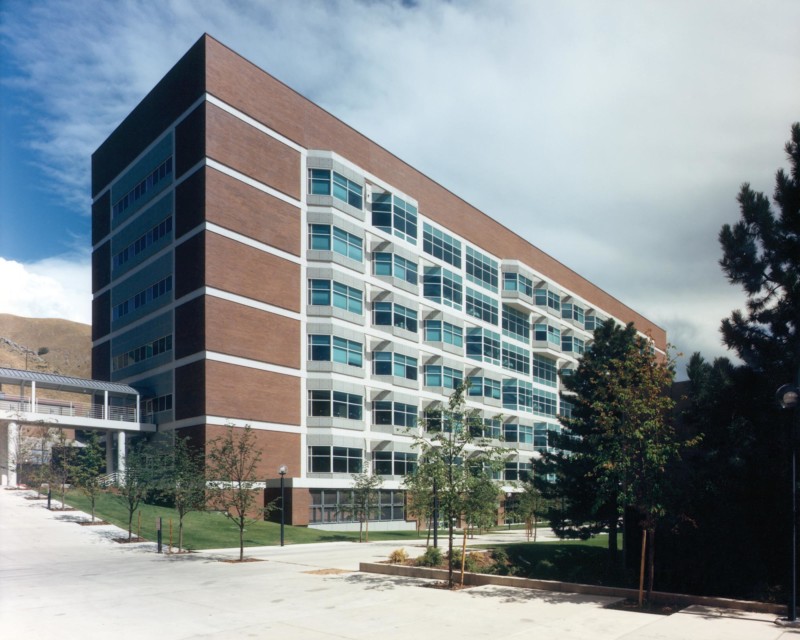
[605,598,686,616]
[218,557,264,563]
[112,536,147,544]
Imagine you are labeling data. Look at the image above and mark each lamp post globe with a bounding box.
[278,465,288,547]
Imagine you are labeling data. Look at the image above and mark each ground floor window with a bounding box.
[308,489,406,524]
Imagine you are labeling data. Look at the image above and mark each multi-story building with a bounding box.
[91,34,665,529]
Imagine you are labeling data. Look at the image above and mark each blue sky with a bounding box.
[1,0,798,376]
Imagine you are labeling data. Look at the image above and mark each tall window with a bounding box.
[424,320,463,347]
[113,276,173,320]
[308,169,363,209]
[466,328,501,365]
[373,252,417,285]
[112,335,172,371]
[422,222,461,267]
[466,246,499,293]
[308,390,363,420]
[466,288,499,324]
[373,352,418,380]
[502,304,530,342]
[533,354,558,387]
[561,335,586,355]
[372,192,417,243]
[471,417,502,439]
[308,279,363,314]
[503,379,533,412]
[308,225,363,262]
[308,335,363,367]
[502,342,530,374]
[503,422,534,444]
[112,157,173,218]
[373,302,418,333]
[423,266,462,310]
[533,388,558,417]
[424,365,462,389]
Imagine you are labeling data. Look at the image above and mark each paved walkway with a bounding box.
[0,489,797,639]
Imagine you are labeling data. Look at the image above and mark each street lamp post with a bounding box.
[777,384,800,625]
[278,465,288,547]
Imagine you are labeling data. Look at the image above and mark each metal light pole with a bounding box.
[777,383,800,625]
[432,476,439,549]
[278,465,288,547]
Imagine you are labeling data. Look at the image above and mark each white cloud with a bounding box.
[1,0,798,369]
[0,256,91,325]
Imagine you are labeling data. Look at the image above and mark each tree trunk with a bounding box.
[179,516,184,552]
[608,517,618,568]
[646,527,656,601]
[460,528,468,585]
[638,528,647,607]
[448,518,454,588]
[239,519,244,561]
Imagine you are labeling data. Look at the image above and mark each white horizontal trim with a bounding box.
[206,158,302,209]
[206,287,302,322]
[206,351,301,378]
[207,94,306,154]
[205,222,302,265]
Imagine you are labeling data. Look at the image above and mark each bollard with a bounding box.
[47,488,51,510]
[157,517,162,553]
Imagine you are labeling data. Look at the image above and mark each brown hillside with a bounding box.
[0,314,91,378]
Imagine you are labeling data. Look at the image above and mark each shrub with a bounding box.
[388,548,409,564]
[416,546,443,567]
[448,548,482,573]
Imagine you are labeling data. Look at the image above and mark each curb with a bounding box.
[359,562,785,615]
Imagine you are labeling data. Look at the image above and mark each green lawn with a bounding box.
[60,490,430,549]
[492,536,634,587]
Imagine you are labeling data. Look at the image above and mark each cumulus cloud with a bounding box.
[0,256,91,325]
[1,0,798,378]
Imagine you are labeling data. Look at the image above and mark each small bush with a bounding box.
[388,548,408,564]
[448,548,482,573]
[416,546,443,567]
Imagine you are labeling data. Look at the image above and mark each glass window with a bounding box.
[308,390,363,420]
[466,328,501,365]
[308,169,331,196]
[308,334,332,361]
[372,192,417,244]
[373,252,417,285]
[502,272,533,297]
[422,222,462,267]
[466,288,498,325]
[373,451,417,476]
[423,266,463,310]
[333,227,363,261]
[535,288,561,312]
[309,280,362,314]
[424,320,463,347]
[533,388,558,418]
[373,302,417,333]
[534,322,561,347]
[502,342,530,374]
[502,304,530,343]
[466,246,499,293]
[562,302,585,327]
[533,354,558,387]
[503,379,534,413]
[468,377,501,400]
[424,365,462,389]
[308,169,362,209]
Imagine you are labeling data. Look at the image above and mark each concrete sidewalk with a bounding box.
[0,489,796,639]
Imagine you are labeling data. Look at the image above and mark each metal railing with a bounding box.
[0,397,137,422]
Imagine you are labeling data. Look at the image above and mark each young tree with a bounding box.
[207,425,273,561]
[351,470,383,543]
[411,384,504,588]
[718,122,800,385]
[50,427,75,509]
[69,430,105,522]
[164,434,207,552]
[115,439,156,541]
[403,457,438,544]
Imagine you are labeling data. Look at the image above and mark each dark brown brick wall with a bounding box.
[92,291,110,341]
[205,102,300,201]
[175,168,206,239]
[92,192,110,245]
[205,233,301,313]
[206,167,301,256]
[202,35,665,348]
[205,296,300,369]
[175,359,206,420]
[92,38,206,195]
[205,360,300,425]
[175,296,206,359]
[92,240,110,293]
[174,232,205,299]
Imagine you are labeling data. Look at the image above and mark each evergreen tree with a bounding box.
[718,122,800,384]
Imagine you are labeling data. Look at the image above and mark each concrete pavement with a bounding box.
[1,488,797,639]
